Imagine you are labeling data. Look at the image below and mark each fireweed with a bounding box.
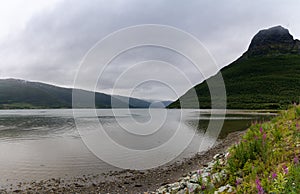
[225,106,300,193]
[255,178,264,194]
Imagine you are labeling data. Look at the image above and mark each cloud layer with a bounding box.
[1,0,300,100]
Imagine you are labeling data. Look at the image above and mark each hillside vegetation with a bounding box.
[169,26,300,109]
[0,79,152,109]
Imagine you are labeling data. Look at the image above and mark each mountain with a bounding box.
[245,26,300,57]
[0,79,153,109]
[168,26,300,109]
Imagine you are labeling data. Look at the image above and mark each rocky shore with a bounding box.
[155,152,233,194]
[156,106,300,194]
[1,131,244,194]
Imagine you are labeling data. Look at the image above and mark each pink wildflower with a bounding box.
[283,165,288,174]
[197,170,201,175]
[260,127,263,133]
[271,172,277,179]
[294,156,299,164]
[255,178,264,194]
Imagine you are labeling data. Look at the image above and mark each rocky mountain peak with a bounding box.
[244,25,300,57]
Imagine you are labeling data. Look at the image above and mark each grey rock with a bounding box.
[245,25,300,57]
[176,189,186,194]
[214,184,233,194]
[157,187,167,194]
[207,161,216,169]
[183,176,190,181]
[190,174,199,183]
[213,153,223,160]
[186,183,199,193]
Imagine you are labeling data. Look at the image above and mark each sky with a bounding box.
[1,0,300,100]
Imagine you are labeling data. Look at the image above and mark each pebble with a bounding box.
[214,184,233,193]
[155,151,234,194]
[187,182,199,192]
[189,174,198,183]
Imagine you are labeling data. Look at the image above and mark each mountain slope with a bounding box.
[168,26,300,109]
[0,79,152,109]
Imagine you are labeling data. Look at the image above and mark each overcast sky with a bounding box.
[1,0,300,100]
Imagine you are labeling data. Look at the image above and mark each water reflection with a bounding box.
[0,109,276,184]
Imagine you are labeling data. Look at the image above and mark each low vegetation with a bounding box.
[195,105,300,193]
[158,106,300,194]
[224,105,300,193]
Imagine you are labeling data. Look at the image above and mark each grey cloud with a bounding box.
[0,0,300,100]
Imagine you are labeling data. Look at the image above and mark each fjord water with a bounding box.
[0,109,275,186]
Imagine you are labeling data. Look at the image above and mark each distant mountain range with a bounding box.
[168,26,300,109]
[0,79,171,109]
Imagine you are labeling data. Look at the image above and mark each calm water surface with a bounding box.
[0,109,276,186]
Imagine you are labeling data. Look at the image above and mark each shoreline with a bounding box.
[1,130,245,193]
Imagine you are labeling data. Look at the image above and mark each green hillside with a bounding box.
[169,26,300,109]
[0,79,152,109]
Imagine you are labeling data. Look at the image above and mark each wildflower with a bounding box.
[201,185,206,190]
[294,156,299,164]
[260,127,263,133]
[283,165,288,174]
[262,133,267,141]
[197,170,201,177]
[254,136,258,140]
[271,172,277,179]
[255,178,264,194]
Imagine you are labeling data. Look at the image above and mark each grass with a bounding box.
[224,105,300,193]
